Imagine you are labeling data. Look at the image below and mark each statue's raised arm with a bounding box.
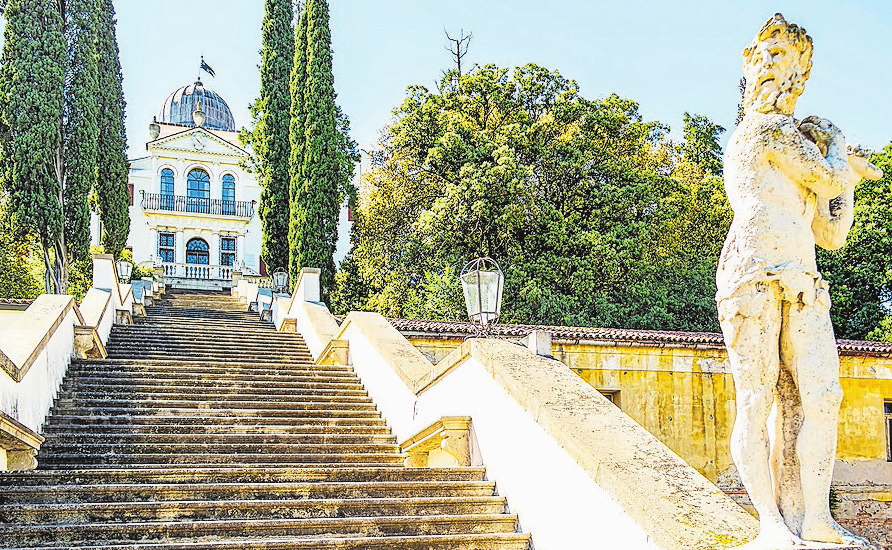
[718,13,881,550]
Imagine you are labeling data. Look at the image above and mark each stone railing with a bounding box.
[161,262,233,281]
[141,192,255,218]
[0,254,135,470]
[278,269,759,550]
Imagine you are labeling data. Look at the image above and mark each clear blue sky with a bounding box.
[15,1,892,155]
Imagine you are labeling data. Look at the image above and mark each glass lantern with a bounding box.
[460,257,504,332]
[115,260,133,284]
[272,268,289,294]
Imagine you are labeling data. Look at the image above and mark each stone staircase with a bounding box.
[0,290,530,549]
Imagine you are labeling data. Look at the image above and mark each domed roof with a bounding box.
[158,80,235,131]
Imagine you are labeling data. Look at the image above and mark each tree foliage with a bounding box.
[63,0,100,265]
[252,0,293,272]
[0,201,42,299]
[337,64,730,331]
[288,0,356,297]
[817,144,892,340]
[679,112,725,176]
[0,0,67,293]
[94,0,130,258]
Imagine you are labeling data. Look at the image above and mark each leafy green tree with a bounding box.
[94,0,130,258]
[818,144,892,340]
[63,0,100,266]
[0,201,42,299]
[254,0,293,273]
[0,0,67,293]
[338,63,728,331]
[288,0,356,298]
[679,112,725,176]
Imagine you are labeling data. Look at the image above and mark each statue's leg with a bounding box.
[719,286,801,546]
[782,303,872,547]
[772,355,805,536]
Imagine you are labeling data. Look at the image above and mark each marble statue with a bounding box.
[717,13,882,550]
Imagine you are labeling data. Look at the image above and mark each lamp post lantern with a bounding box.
[272,267,289,294]
[460,257,504,336]
[115,260,133,284]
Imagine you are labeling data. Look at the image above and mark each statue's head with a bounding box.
[742,13,813,115]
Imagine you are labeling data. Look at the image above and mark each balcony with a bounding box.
[159,262,235,291]
[142,192,255,218]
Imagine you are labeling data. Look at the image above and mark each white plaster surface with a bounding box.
[0,306,78,433]
[0,310,23,326]
[415,355,659,550]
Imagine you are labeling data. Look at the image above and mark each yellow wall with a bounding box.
[407,335,892,483]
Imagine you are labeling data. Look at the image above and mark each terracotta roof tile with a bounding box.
[388,317,892,358]
[0,298,34,306]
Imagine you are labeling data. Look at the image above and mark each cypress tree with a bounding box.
[287,2,309,283]
[63,0,100,266]
[0,0,67,292]
[257,0,294,274]
[289,0,344,297]
[94,0,130,258]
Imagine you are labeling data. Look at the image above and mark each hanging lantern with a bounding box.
[460,257,504,330]
[272,267,289,294]
[116,260,133,284]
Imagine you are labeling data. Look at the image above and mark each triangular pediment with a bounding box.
[148,127,248,158]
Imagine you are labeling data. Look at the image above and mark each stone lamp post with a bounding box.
[460,257,504,336]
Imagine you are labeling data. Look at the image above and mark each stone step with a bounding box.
[40,441,401,455]
[139,316,265,324]
[61,378,365,392]
[62,376,363,388]
[52,396,377,410]
[69,361,353,376]
[36,452,407,468]
[0,466,488,487]
[71,357,331,368]
[105,352,314,363]
[154,302,248,310]
[41,432,397,446]
[58,385,368,399]
[61,374,361,389]
[8,533,531,550]
[114,325,304,337]
[56,388,370,401]
[143,310,266,320]
[140,315,268,324]
[126,321,292,333]
[106,338,310,351]
[107,333,308,345]
[0,496,508,524]
[3,480,495,503]
[47,407,383,421]
[44,415,387,428]
[66,363,354,377]
[42,424,391,436]
[0,514,519,547]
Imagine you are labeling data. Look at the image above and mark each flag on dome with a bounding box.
[200,57,215,78]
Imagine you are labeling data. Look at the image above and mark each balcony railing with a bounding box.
[161,262,233,281]
[142,192,255,218]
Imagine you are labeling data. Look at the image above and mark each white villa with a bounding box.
[112,79,262,289]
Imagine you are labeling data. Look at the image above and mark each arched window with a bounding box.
[186,238,209,265]
[160,168,175,210]
[187,168,210,213]
[222,174,235,215]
